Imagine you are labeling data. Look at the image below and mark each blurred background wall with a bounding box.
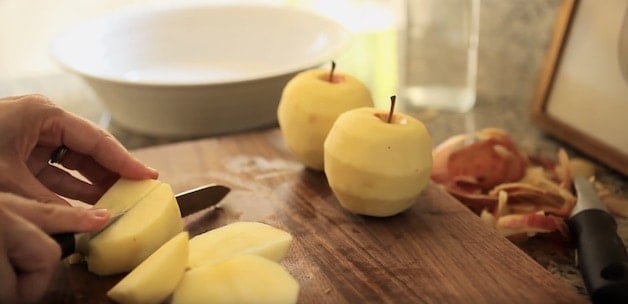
[0,0,562,108]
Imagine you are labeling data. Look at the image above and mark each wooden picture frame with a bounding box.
[531,0,628,176]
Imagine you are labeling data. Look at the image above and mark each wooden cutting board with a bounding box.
[43,128,587,303]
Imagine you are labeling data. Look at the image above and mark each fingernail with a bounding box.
[88,208,109,219]
[148,166,159,178]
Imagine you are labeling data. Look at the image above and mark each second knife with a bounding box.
[568,175,628,303]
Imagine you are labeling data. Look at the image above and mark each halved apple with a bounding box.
[188,221,293,268]
[80,180,184,275]
[172,255,299,304]
[107,231,189,304]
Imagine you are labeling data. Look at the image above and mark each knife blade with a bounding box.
[568,175,628,303]
[53,184,230,258]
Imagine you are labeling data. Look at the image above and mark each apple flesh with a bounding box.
[323,107,433,216]
[89,178,161,215]
[188,221,293,268]
[107,231,189,304]
[277,68,373,170]
[172,255,299,304]
[79,180,184,275]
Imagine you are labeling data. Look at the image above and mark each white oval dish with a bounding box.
[51,3,350,137]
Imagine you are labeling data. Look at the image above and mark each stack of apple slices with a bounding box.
[107,221,299,304]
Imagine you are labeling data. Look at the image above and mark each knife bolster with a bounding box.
[52,232,76,259]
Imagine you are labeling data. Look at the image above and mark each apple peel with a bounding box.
[432,128,577,240]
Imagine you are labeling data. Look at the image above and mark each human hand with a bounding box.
[0,192,110,303]
[0,94,158,205]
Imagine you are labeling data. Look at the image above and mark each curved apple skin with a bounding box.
[323,107,433,217]
[277,69,373,170]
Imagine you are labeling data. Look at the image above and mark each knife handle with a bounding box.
[51,232,75,259]
[568,209,628,303]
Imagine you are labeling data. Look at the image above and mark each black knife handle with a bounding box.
[50,232,75,259]
[568,209,628,303]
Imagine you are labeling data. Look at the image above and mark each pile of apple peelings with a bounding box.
[431,128,628,240]
[107,221,298,304]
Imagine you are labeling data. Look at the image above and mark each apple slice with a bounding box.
[107,231,189,304]
[83,182,184,275]
[172,255,299,304]
[188,221,292,268]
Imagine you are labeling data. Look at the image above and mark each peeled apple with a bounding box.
[323,107,433,216]
[277,68,373,170]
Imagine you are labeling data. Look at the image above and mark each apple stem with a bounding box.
[387,95,396,123]
[329,61,336,82]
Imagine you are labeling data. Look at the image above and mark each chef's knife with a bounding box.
[568,176,628,303]
[53,184,230,258]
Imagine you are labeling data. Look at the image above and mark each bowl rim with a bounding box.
[49,2,351,87]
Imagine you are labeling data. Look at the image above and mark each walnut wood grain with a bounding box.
[43,128,587,303]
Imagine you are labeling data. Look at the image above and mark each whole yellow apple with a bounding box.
[277,63,373,170]
[323,105,433,217]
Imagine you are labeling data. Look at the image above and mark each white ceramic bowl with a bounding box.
[51,3,350,137]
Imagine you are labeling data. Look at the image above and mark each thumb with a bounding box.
[0,207,61,304]
[0,192,110,233]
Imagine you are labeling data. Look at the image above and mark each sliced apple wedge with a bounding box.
[107,231,189,304]
[188,221,293,268]
[172,255,299,304]
[82,182,184,275]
